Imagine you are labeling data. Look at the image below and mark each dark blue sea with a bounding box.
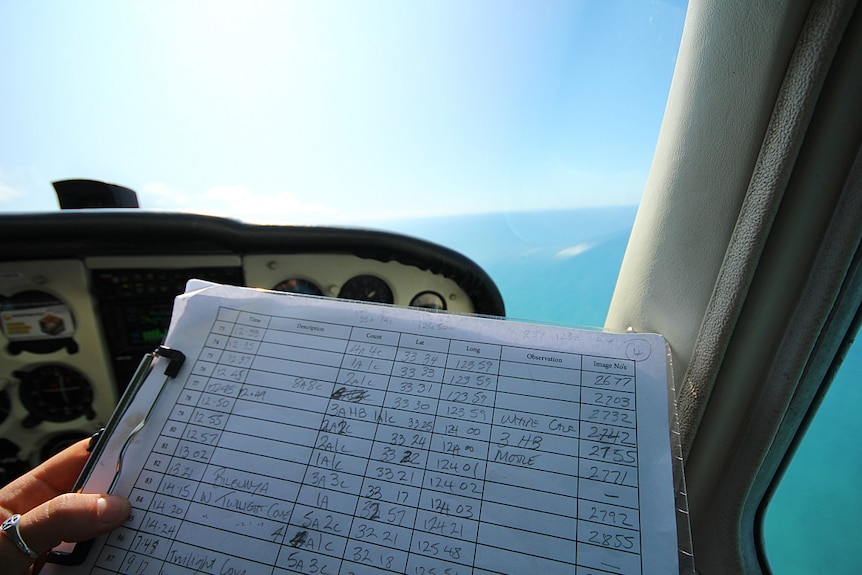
[382,207,861,574]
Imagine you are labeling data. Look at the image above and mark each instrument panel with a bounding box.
[0,211,504,485]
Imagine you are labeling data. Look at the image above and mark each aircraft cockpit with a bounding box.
[2,1,861,574]
[0,182,505,484]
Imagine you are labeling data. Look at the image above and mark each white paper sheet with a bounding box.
[44,282,681,575]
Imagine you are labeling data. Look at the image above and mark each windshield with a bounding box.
[0,1,687,325]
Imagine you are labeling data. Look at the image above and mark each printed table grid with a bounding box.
[94,306,642,575]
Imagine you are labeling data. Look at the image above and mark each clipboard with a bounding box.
[46,346,186,567]
[41,281,693,575]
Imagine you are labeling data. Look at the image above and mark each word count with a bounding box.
[90,302,655,575]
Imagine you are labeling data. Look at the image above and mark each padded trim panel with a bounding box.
[605,0,812,396]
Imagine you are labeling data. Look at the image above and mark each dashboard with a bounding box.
[0,210,504,485]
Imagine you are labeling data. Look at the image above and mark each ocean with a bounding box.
[381,206,639,328]
[382,206,861,574]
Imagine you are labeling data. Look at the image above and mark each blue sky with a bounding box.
[0,1,687,225]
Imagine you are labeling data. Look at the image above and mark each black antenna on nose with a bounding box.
[52,179,140,209]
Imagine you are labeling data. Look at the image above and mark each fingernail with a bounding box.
[97,495,131,524]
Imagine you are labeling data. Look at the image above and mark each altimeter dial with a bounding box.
[16,365,95,426]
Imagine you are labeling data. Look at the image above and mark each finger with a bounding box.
[0,439,91,517]
[18,493,130,555]
[0,493,125,575]
[27,439,92,493]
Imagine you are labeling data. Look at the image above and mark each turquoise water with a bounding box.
[383,206,638,327]
[762,336,862,574]
[383,207,860,573]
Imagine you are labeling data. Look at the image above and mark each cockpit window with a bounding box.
[0,1,688,327]
[763,333,862,573]
[0,9,684,210]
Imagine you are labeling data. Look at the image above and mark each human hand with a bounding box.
[0,439,130,575]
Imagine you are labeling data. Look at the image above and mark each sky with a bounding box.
[0,1,687,226]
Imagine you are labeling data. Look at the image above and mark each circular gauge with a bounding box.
[272,278,323,296]
[338,274,394,304]
[15,365,95,426]
[410,291,447,311]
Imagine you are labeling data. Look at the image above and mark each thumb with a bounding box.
[20,493,130,554]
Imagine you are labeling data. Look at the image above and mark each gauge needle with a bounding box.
[55,371,70,403]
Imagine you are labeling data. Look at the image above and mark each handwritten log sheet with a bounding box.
[46,282,680,575]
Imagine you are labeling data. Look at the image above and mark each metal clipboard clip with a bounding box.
[46,345,185,567]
